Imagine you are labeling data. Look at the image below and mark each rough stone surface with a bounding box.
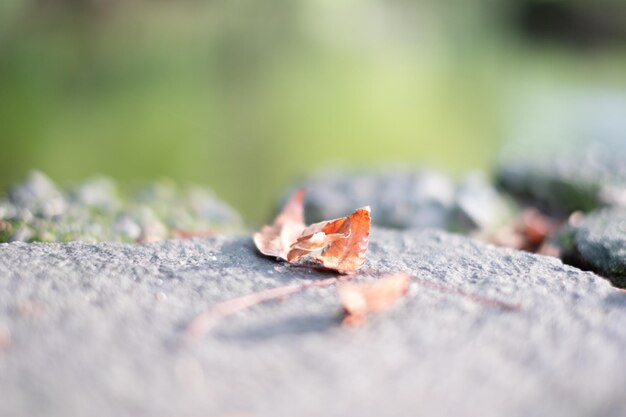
[287,168,513,233]
[0,171,242,243]
[1,229,625,417]
[497,90,626,214]
[558,208,626,287]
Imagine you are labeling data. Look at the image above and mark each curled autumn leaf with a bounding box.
[287,207,371,274]
[253,190,371,274]
[253,189,306,260]
[338,273,410,327]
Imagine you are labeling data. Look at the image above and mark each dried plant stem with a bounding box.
[185,270,519,341]
[186,276,344,340]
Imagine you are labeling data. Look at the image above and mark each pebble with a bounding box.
[558,207,626,287]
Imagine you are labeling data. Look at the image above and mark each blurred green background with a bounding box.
[1,0,626,222]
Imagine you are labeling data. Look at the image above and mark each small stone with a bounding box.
[113,214,142,242]
[37,231,55,242]
[452,172,514,232]
[133,207,167,243]
[558,207,626,287]
[133,181,242,233]
[0,203,9,220]
[8,171,67,218]
[9,225,34,243]
[185,186,242,226]
[68,176,120,212]
[133,181,178,205]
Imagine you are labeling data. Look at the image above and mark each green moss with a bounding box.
[551,180,601,213]
[555,228,577,253]
[0,222,12,242]
[612,264,626,278]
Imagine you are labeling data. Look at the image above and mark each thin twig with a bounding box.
[185,269,519,342]
[186,276,345,341]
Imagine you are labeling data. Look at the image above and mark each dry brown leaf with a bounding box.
[338,273,410,327]
[253,188,371,274]
[518,208,559,246]
[253,189,306,260]
[287,207,371,274]
[490,208,562,255]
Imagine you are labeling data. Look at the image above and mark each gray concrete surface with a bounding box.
[1,228,625,417]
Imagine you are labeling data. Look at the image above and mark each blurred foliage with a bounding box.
[1,0,626,222]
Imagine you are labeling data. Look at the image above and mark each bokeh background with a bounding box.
[1,0,625,221]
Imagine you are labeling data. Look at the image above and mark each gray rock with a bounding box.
[68,176,121,212]
[452,172,513,231]
[8,171,67,219]
[0,201,17,220]
[558,208,626,287]
[1,229,625,417]
[0,173,242,243]
[497,88,626,214]
[7,225,34,243]
[132,181,243,234]
[185,186,243,226]
[130,207,168,243]
[113,214,142,242]
[290,168,512,233]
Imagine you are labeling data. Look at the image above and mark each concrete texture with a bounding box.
[1,228,625,417]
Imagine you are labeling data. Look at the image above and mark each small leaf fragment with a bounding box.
[253,189,306,260]
[338,273,410,327]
